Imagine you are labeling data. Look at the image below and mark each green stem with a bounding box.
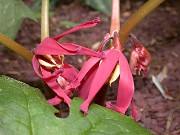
[41,0,49,40]
[119,0,165,46]
[0,33,33,63]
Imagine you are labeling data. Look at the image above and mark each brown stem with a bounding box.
[0,33,33,63]
[119,0,165,46]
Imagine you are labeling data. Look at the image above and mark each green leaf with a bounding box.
[0,0,36,39]
[84,0,112,16]
[0,76,153,135]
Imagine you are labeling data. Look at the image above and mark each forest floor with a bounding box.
[0,0,179,134]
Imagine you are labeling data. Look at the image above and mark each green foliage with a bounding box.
[0,0,36,39]
[0,76,153,135]
[84,0,112,16]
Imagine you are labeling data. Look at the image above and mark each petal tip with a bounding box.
[94,17,101,23]
[105,102,126,114]
[80,103,89,116]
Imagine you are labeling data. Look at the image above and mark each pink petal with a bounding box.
[53,18,100,41]
[80,50,119,115]
[48,88,74,106]
[97,33,112,52]
[48,96,62,106]
[33,56,71,105]
[32,55,42,77]
[106,51,134,114]
[60,63,81,89]
[131,99,137,121]
[78,57,101,99]
[61,43,105,57]
[78,57,101,82]
[32,55,63,79]
[34,38,105,58]
[78,61,99,99]
[40,66,71,105]
[60,63,79,82]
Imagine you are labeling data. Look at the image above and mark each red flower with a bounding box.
[32,18,104,106]
[76,32,137,119]
[32,17,151,121]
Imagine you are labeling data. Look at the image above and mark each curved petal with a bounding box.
[32,56,73,106]
[32,55,42,78]
[106,51,134,114]
[34,38,105,58]
[48,89,73,106]
[79,62,99,99]
[131,99,137,121]
[48,96,62,106]
[80,50,119,115]
[78,57,101,99]
[78,57,101,82]
[60,63,79,82]
[39,66,71,106]
[53,18,100,41]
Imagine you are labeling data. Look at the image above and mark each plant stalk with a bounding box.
[119,0,165,46]
[41,0,49,40]
[0,33,33,63]
[110,0,120,35]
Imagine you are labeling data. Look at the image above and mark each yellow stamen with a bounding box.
[43,55,56,65]
[38,59,56,69]
[58,55,64,63]
[108,64,120,86]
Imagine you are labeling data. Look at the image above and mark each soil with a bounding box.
[0,0,179,135]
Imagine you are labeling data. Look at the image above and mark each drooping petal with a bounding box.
[53,18,101,41]
[48,89,73,106]
[78,61,99,99]
[60,63,81,90]
[77,57,101,99]
[40,66,71,106]
[61,43,106,57]
[106,51,134,115]
[32,55,63,79]
[131,99,137,121]
[32,56,74,106]
[96,33,112,52]
[57,76,69,90]
[48,96,62,106]
[78,57,101,82]
[60,63,79,82]
[34,38,105,58]
[80,50,119,115]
